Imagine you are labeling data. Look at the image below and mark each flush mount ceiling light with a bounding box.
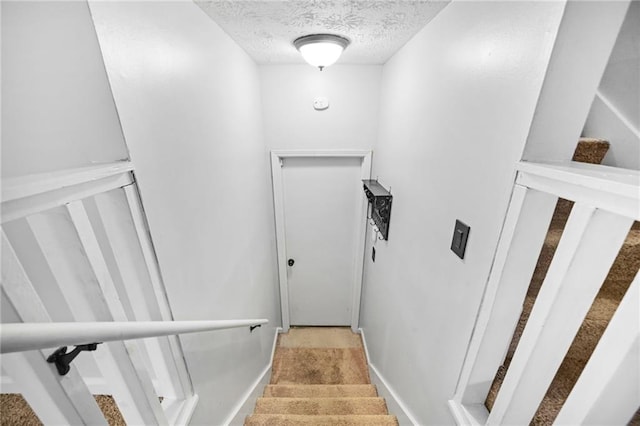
[293,34,350,71]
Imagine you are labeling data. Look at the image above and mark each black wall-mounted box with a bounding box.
[363,180,392,241]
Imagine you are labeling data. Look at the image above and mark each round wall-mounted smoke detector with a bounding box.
[313,97,329,111]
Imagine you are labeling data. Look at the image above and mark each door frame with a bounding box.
[270,150,372,332]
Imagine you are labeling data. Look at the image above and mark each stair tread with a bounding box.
[573,138,610,164]
[271,347,370,384]
[248,328,396,424]
[244,414,399,426]
[255,397,388,415]
[264,384,378,398]
[278,328,364,348]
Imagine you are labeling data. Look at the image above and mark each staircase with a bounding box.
[485,138,640,424]
[245,327,398,426]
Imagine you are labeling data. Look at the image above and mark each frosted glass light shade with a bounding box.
[299,43,343,68]
[294,34,350,70]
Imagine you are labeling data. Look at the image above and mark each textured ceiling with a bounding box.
[194,1,450,64]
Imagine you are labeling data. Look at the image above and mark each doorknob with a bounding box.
[288,259,295,267]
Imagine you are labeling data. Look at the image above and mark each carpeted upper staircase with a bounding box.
[244,327,398,426]
[485,138,640,424]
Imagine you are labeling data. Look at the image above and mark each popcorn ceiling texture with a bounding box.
[194,0,450,64]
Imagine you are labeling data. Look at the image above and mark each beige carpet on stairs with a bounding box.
[485,138,640,425]
[0,394,125,426]
[245,327,398,426]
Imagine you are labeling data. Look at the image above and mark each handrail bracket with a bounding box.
[47,343,101,376]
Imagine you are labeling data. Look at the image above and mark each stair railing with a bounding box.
[1,161,263,425]
[449,160,639,425]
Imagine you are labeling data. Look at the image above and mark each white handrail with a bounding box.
[0,319,268,354]
[516,160,640,221]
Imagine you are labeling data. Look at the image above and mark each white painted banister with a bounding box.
[1,162,209,424]
[0,320,268,354]
[1,161,134,203]
[516,160,640,220]
[452,159,639,425]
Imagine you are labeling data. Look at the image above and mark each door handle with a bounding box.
[288,259,295,267]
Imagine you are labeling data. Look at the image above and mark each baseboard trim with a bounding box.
[224,327,282,426]
[448,400,486,426]
[269,327,282,365]
[225,364,271,426]
[358,328,419,426]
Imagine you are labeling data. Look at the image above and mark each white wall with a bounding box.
[259,65,382,151]
[359,2,566,424]
[88,2,280,424]
[1,1,128,178]
[583,1,639,170]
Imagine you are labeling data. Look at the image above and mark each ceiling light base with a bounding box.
[293,34,350,70]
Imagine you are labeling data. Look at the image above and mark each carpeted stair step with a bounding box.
[246,328,397,426]
[270,347,370,385]
[0,394,126,426]
[244,414,399,426]
[277,327,363,348]
[263,384,378,398]
[254,397,388,415]
[571,138,610,164]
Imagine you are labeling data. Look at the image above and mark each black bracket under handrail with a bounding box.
[249,324,262,333]
[47,343,101,376]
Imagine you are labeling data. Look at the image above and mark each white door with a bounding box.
[281,156,363,325]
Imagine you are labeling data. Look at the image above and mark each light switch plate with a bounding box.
[451,220,470,259]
